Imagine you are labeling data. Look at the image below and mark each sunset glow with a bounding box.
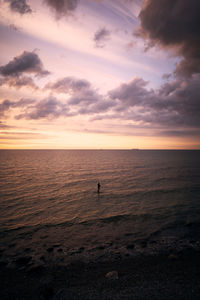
[0,0,200,149]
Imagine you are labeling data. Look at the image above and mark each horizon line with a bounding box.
[0,148,199,151]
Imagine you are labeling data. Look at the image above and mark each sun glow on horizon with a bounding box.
[0,0,199,150]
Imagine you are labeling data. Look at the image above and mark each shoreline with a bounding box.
[1,247,200,299]
[1,217,200,299]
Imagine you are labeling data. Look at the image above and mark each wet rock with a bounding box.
[0,261,8,268]
[7,261,16,269]
[168,253,178,260]
[149,240,157,244]
[40,274,54,285]
[125,233,133,237]
[114,253,122,261]
[27,265,46,277]
[8,243,16,248]
[24,247,31,253]
[40,235,48,239]
[126,244,135,250]
[97,245,105,250]
[105,270,118,280]
[186,220,192,226]
[47,247,54,253]
[40,255,46,262]
[52,289,73,300]
[79,247,85,252]
[15,256,32,267]
[39,283,54,300]
[140,240,147,248]
[53,244,61,248]
[189,240,196,244]
[74,247,85,254]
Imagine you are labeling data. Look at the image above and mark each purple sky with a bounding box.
[0,0,199,149]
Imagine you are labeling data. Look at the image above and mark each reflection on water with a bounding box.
[0,150,200,264]
[0,150,200,230]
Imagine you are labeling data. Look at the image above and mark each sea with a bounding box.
[0,150,200,266]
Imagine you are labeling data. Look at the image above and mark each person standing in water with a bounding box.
[97,182,101,194]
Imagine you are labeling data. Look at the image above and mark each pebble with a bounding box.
[105,270,118,280]
[168,253,178,260]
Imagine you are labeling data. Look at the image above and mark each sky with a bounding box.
[0,0,199,149]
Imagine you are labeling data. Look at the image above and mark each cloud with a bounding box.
[46,76,102,106]
[0,121,14,129]
[93,27,111,48]
[109,77,150,107]
[43,0,78,18]
[0,51,50,77]
[0,51,49,90]
[15,96,72,120]
[4,0,32,14]
[160,129,200,137]
[1,75,115,120]
[0,76,38,89]
[125,41,135,51]
[137,0,200,77]
[0,99,12,117]
[108,75,200,129]
[2,72,199,138]
[9,24,20,31]
[0,131,48,140]
[46,76,115,112]
[0,98,35,117]
[46,77,90,94]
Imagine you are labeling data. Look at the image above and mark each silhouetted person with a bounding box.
[97,182,101,193]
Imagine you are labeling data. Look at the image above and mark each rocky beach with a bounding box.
[1,219,200,299]
[1,246,200,299]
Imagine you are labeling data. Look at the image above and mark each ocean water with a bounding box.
[0,150,200,264]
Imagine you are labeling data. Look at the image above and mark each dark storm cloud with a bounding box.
[4,0,32,14]
[137,0,200,77]
[93,27,111,48]
[0,51,50,77]
[43,0,78,17]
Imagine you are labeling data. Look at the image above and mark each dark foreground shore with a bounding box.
[1,247,200,300]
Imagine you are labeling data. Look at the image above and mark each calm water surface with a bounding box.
[0,150,200,263]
